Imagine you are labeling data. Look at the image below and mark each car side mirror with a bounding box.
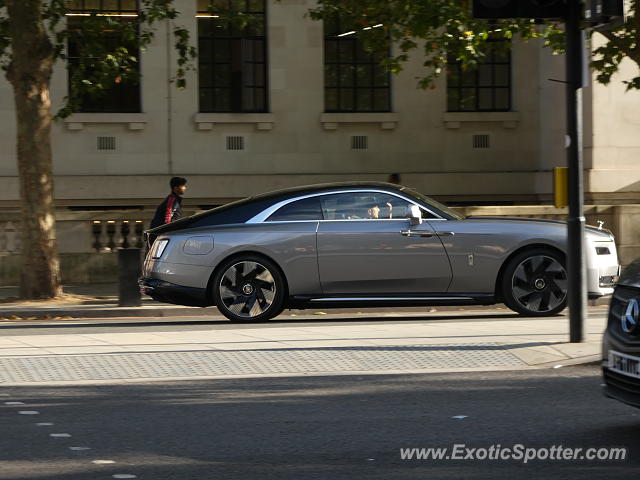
[409,205,422,226]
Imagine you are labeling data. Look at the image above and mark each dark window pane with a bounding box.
[338,41,354,62]
[494,65,510,87]
[213,88,231,111]
[461,69,476,87]
[478,89,493,110]
[67,15,141,113]
[339,65,354,87]
[339,89,354,110]
[460,88,476,110]
[199,64,213,87]
[267,198,323,222]
[373,89,389,111]
[213,64,231,87]
[198,10,267,113]
[495,88,510,110]
[446,39,511,112]
[356,64,372,87]
[478,64,492,87]
[325,65,338,87]
[356,89,372,111]
[324,19,390,113]
[254,65,265,86]
[200,90,213,111]
[325,88,338,110]
[447,89,459,111]
[373,67,389,87]
[325,41,338,63]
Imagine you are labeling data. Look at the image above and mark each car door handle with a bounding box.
[400,230,434,237]
[435,231,455,237]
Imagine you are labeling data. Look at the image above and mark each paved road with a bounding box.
[1,365,637,480]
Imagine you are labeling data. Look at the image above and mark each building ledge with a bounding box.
[443,112,520,129]
[194,113,275,131]
[64,113,148,131]
[320,113,399,130]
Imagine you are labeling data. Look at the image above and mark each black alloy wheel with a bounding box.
[502,248,568,316]
[212,255,285,322]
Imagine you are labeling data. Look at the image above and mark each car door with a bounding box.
[316,191,452,294]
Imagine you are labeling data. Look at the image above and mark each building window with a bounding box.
[447,40,511,112]
[197,0,267,113]
[324,19,391,113]
[66,0,141,113]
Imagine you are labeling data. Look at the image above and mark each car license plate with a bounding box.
[609,350,640,379]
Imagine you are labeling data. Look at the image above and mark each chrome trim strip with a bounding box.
[309,297,475,302]
[246,189,444,223]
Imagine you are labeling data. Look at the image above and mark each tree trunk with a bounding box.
[5,0,62,299]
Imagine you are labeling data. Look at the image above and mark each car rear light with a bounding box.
[151,239,169,259]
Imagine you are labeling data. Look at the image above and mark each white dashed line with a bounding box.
[69,446,92,451]
[18,411,39,415]
[113,475,137,479]
[92,460,116,464]
[4,401,24,405]
[451,415,468,419]
[36,422,54,426]
[50,433,71,438]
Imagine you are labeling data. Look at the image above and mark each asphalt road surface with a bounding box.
[1,365,637,480]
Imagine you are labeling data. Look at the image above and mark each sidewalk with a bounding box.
[0,283,611,320]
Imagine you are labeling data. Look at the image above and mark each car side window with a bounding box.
[320,192,421,220]
[266,197,324,222]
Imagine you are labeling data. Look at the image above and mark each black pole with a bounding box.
[119,248,142,307]
[565,0,586,343]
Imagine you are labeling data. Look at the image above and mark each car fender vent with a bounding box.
[226,136,245,151]
[97,136,116,151]
[472,134,490,149]
[351,135,368,150]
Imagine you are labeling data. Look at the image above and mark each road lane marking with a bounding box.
[50,433,71,438]
[18,411,39,415]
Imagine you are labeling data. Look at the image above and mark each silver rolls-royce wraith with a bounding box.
[140,182,619,322]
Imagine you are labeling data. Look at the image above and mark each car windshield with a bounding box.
[400,187,466,220]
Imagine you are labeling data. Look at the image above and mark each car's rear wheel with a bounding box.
[501,248,568,316]
[212,255,285,322]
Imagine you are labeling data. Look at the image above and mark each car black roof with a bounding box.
[148,182,402,235]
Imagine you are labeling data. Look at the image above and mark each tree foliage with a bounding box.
[0,0,197,118]
[308,0,640,90]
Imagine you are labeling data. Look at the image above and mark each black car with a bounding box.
[603,258,640,408]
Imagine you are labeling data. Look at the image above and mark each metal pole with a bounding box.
[565,0,586,343]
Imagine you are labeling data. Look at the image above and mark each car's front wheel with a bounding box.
[501,248,568,316]
[212,255,285,322]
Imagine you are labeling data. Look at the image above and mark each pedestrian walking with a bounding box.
[150,177,187,229]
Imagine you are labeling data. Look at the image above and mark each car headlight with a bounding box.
[151,239,169,259]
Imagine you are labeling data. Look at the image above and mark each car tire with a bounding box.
[212,255,286,322]
[501,248,568,316]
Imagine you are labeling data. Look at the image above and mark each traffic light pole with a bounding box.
[565,0,587,343]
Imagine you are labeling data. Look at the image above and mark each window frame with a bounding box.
[197,0,269,113]
[251,189,445,224]
[66,0,142,114]
[323,19,391,113]
[446,39,512,113]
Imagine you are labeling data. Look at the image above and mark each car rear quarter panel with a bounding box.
[435,218,567,293]
[152,222,321,294]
